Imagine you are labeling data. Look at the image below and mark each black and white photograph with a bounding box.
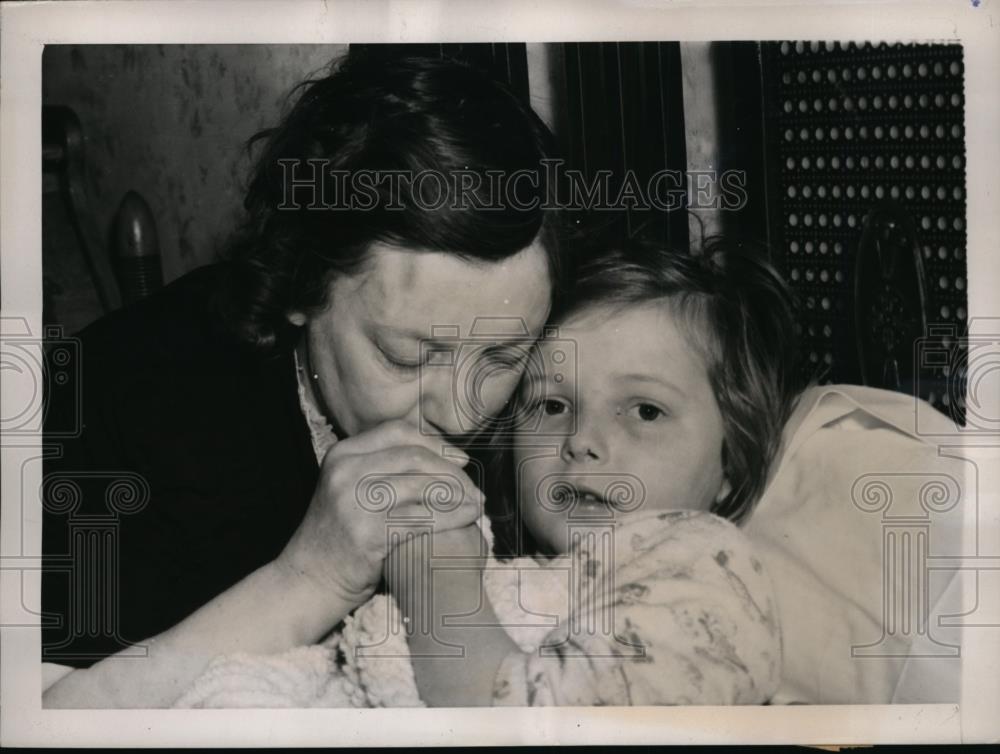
[1,0,998,747]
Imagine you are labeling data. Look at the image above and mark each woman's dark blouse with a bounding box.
[41,264,319,668]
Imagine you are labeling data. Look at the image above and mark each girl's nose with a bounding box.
[561,421,606,464]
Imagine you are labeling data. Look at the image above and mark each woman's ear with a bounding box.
[287,311,307,327]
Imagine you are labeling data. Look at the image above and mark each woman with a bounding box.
[41,51,567,707]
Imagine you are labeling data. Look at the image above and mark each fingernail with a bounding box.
[447,448,470,462]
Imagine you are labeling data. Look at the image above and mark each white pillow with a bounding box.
[744,384,967,704]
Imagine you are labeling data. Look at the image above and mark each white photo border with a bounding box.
[2,0,998,746]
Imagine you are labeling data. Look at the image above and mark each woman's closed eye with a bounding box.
[375,340,422,376]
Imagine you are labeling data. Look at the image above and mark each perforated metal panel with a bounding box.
[761,41,967,423]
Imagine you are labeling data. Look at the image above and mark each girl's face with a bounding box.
[513,301,731,555]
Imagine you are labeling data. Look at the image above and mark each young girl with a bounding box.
[392,235,802,706]
[175,236,801,708]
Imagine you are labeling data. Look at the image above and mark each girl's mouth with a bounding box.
[547,482,613,514]
[538,475,647,515]
[569,488,604,504]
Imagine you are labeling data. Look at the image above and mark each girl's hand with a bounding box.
[275,419,484,609]
[384,521,518,707]
[426,524,488,559]
[382,523,487,615]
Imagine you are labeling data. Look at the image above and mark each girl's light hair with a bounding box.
[484,234,804,558]
[555,235,803,523]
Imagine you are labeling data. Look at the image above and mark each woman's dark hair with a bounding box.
[216,51,565,352]
[485,233,804,558]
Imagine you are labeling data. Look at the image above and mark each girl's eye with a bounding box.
[543,399,568,416]
[527,397,569,416]
[627,403,667,422]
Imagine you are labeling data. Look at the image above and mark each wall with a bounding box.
[42,44,348,330]
[679,41,723,245]
[43,43,721,331]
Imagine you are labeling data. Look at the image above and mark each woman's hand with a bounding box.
[276,419,485,610]
[44,422,484,710]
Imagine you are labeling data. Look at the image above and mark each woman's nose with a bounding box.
[412,368,464,438]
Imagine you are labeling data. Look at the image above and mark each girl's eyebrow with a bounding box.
[616,372,687,397]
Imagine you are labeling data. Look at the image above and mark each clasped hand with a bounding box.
[276,419,486,612]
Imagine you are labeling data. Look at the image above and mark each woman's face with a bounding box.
[513,302,731,555]
[293,241,552,442]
